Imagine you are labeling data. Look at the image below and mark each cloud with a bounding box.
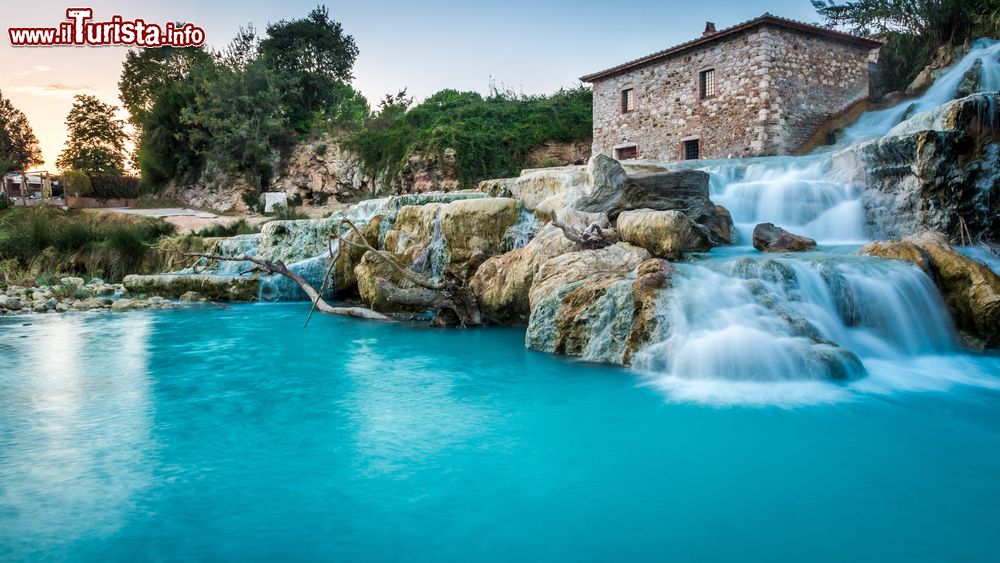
[5,84,100,99]
[13,65,51,77]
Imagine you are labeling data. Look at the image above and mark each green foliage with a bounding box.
[119,46,212,128]
[89,174,143,200]
[138,81,206,188]
[186,59,288,199]
[0,193,9,211]
[194,219,261,238]
[0,90,43,173]
[269,204,310,221]
[56,95,128,174]
[61,169,92,196]
[0,207,176,281]
[259,6,359,131]
[348,86,593,186]
[813,0,1000,90]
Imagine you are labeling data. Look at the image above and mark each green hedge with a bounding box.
[348,87,592,187]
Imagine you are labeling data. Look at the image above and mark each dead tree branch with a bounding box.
[336,218,483,327]
[181,251,390,322]
[552,219,618,249]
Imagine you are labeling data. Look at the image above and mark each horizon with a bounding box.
[1,0,823,171]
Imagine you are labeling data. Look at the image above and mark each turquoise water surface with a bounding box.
[2,304,999,561]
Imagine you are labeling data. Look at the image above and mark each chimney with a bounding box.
[703,22,717,37]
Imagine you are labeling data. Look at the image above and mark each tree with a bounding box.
[185,60,287,197]
[259,5,359,130]
[137,82,205,188]
[118,46,211,128]
[217,23,259,71]
[0,90,43,174]
[56,95,128,174]
[812,0,1000,89]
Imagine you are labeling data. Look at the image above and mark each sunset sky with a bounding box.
[1,0,820,170]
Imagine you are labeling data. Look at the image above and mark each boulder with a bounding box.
[60,277,85,288]
[860,231,1000,347]
[752,223,817,252]
[179,291,208,302]
[123,274,260,302]
[837,93,1000,242]
[354,251,419,313]
[616,209,713,260]
[525,243,667,365]
[574,162,733,246]
[470,223,578,325]
[439,197,520,278]
[333,214,384,294]
[2,296,22,311]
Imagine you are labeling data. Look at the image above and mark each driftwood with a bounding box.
[552,219,619,249]
[181,251,390,322]
[337,218,483,327]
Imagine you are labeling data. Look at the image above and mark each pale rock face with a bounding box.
[617,209,713,260]
[469,224,579,325]
[528,242,651,311]
[439,198,520,278]
[525,244,667,365]
[836,93,1000,242]
[354,251,419,313]
[860,231,1000,347]
[383,204,445,263]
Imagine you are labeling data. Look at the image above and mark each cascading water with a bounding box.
[838,39,1000,146]
[633,39,1000,405]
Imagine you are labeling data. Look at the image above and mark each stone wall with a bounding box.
[766,27,872,154]
[590,25,873,161]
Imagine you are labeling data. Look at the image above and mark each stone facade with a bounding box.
[583,15,880,161]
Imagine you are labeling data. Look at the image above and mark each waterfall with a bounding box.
[709,155,866,244]
[631,38,1000,403]
[838,39,1000,146]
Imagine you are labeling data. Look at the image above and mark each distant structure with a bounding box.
[580,14,882,161]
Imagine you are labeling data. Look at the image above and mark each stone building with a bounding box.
[581,14,882,161]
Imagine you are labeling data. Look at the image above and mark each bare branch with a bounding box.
[181,251,390,322]
[337,217,445,290]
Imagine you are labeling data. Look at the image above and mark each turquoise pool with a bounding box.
[1,304,999,561]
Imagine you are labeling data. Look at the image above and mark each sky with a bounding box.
[0,0,824,170]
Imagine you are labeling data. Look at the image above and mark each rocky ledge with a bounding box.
[0,277,178,316]
[860,231,1000,348]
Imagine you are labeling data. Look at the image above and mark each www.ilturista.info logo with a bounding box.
[8,8,205,47]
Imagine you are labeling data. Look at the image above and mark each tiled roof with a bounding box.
[580,13,883,82]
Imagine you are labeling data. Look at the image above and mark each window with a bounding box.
[621,88,635,113]
[699,69,717,99]
[615,146,638,160]
[683,139,700,160]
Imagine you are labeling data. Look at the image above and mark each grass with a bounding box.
[0,207,177,283]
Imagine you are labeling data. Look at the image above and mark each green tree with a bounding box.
[137,82,205,188]
[259,5,359,130]
[118,46,211,128]
[0,90,44,174]
[217,23,259,71]
[186,60,287,198]
[813,0,1000,89]
[56,95,128,174]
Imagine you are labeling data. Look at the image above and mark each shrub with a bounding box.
[348,86,592,187]
[62,169,93,197]
[195,219,261,237]
[89,173,143,200]
[0,207,176,281]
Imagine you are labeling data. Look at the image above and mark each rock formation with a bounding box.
[752,223,817,252]
[860,231,1000,348]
